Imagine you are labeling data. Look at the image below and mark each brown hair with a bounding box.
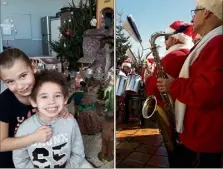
[0,48,31,71]
[30,69,69,101]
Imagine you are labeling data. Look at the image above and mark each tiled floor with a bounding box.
[116,120,223,168]
[116,120,169,168]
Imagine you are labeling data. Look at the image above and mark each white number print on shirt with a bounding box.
[31,133,69,168]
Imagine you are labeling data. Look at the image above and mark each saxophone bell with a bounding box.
[142,95,157,119]
[141,24,191,152]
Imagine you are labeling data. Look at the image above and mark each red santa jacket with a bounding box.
[170,35,223,153]
[145,48,190,108]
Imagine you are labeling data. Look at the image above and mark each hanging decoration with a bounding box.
[90,16,97,27]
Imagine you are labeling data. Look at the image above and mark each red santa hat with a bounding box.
[122,59,132,68]
[165,20,196,46]
[147,58,154,64]
[130,68,136,74]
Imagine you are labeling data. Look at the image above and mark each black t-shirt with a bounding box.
[0,89,34,168]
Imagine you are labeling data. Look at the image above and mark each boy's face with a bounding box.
[31,82,67,118]
[123,66,131,74]
[0,59,35,97]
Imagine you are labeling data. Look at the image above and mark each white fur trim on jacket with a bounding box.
[175,25,223,133]
[163,43,192,57]
[165,27,194,48]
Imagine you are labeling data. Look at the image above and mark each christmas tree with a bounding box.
[116,12,132,67]
[50,0,96,70]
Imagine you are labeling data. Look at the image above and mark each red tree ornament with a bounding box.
[65,29,70,36]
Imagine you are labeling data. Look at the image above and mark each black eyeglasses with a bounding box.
[191,8,205,17]
[165,35,170,41]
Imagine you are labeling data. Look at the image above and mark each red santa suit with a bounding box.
[170,25,223,153]
[145,21,195,109]
[141,58,154,82]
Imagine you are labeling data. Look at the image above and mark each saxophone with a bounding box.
[142,26,189,152]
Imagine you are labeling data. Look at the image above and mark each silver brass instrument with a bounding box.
[116,69,127,96]
[125,74,142,93]
[142,26,190,151]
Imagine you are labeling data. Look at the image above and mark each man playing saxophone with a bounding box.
[144,20,195,167]
[157,0,223,167]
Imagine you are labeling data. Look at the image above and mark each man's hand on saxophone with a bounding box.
[157,74,175,93]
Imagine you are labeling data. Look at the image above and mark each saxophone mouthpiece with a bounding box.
[175,25,190,34]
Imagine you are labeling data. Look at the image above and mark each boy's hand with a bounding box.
[58,107,73,118]
[32,126,52,143]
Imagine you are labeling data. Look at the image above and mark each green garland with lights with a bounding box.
[50,0,96,70]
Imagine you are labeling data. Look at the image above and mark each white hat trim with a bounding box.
[122,62,131,68]
[165,27,193,46]
[196,0,223,21]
